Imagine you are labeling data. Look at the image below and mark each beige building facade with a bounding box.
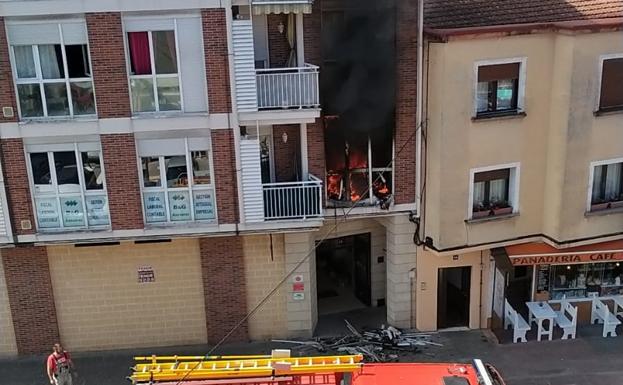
[419,24,623,331]
[47,239,208,351]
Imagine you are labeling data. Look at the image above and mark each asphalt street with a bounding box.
[2,327,623,385]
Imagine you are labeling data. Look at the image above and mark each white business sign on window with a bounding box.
[86,195,110,226]
[35,197,61,228]
[60,196,85,227]
[193,190,215,220]
[168,191,192,222]
[144,192,167,223]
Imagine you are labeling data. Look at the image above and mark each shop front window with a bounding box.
[546,262,623,300]
[140,140,215,224]
[28,144,110,230]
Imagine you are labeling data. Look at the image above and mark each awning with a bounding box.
[506,240,623,266]
[252,2,312,15]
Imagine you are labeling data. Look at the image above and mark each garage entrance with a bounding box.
[316,233,372,315]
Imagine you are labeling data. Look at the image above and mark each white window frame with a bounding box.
[123,19,185,114]
[468,162,521,220]
[8,23,96,120]
[595,53,623,112]
[473,57,527,117]
[587,157,623,212]
[138,138,217,225]
[25,143,110,231]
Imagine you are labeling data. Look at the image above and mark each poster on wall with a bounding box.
[35,197,61,228]
[60,196,86,227]
[536,265,551,293]
[493,268,505,322]
[168,191,192,221]
[86,195,110,226]
[144,192,167,223]
[193,190,215,220]
[138,266,155,283]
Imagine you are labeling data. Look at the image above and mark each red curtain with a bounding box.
[128,32,151,75]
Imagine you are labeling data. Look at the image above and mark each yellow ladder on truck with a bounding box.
[130,351,363,384]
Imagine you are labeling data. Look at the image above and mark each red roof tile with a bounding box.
[424,0,623,29]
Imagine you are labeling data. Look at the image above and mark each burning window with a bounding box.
[325,122,393,206]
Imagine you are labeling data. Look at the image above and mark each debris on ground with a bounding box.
[273,321,442,362]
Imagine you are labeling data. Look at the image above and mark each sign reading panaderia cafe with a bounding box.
[511,251,623,266]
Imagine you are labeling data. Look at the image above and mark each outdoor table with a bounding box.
[610,295,623,317]
[526,301,557,341]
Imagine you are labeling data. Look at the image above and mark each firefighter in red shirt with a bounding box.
[46,343,74,385]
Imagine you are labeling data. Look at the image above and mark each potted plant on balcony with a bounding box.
[472,203,490,219]
[492,200,513,216]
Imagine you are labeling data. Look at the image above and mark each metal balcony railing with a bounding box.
[256,64,320,110]
[262,174,323,220]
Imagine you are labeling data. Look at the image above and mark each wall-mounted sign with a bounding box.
[536,265,551,293]
[293,282,305,292]
[511,252,623,266]
[138,266,155,283]
[35,197,61,228]
[86,195,110,226]
[193,190,215,220]
[144,192,167,223]
[168,191,191,222]
[292,293,304,301]
[292,274,304,283]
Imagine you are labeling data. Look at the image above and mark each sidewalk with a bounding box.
[3,329,623,385]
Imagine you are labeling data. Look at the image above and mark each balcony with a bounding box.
[232,9,321,124]
[256,64,319,110]
[263,175,323,220]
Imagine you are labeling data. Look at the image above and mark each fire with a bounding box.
[327,174,343,200]
[372,175,391,200]
[324,134,392,205]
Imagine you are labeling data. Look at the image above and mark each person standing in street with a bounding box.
[46,343,74,385]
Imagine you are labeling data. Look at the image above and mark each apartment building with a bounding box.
[0,0,418,357]
[418,1,623,331]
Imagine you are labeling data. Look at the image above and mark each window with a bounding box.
[9,23,95,119]
[590,160,623,212]
[27,144,110,230]
[470,165,519,219]
[127,30,181,113]
[139,138,215,224]
[598,56,623,112]
[475,60,524,116]
[124,16,207,113]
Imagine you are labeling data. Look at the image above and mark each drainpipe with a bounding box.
[415,0,424,218]
[224,0,246,224]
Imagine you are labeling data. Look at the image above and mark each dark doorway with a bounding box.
[506,266,533,316]
[437,266,471,329]
[316,233,371,315]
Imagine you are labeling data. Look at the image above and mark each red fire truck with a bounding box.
[129,351,506,385]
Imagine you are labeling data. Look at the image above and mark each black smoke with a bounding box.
[321,0,396,138]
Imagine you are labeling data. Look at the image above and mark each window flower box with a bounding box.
[472,209,490,219]
[493,206,513,216]
[610,200,623,209]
